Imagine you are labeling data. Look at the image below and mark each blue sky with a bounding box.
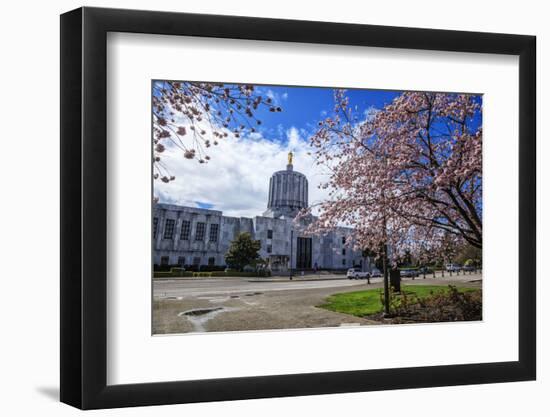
[251,85,401,142]
[154,83,481,218]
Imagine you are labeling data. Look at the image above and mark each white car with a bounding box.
[347,268,371,280]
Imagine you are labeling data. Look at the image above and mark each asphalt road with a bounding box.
[152,274,482,334]
[154,276,375,299]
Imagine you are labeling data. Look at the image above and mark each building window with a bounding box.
[341,236,346,245]
[209,224,219,242]
[267,244,272,254]
[193,257,201,266]
[208,257,216,266]
[342,258,346,266]
[160,256,169,266]
[163,219,175,239]
[180,220,191,240]
[342,248,346,256]
[177,256,185,266]
[153,217,158,238]
[267,229,273,239]
[195,222,206,241]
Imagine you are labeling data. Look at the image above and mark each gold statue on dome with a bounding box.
[288,151,293,165]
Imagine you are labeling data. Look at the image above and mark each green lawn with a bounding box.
[318,285,478,317]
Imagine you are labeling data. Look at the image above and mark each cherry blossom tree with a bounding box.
[303,90,481,312]
[152,81,282,183]
[306,89,481,254]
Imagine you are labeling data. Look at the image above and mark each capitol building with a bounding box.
[153,153,368,272]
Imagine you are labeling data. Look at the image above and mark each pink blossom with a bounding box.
[305,90,482,263]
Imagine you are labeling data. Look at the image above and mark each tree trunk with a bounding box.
[382,244,390,316]
[390,269,401,293]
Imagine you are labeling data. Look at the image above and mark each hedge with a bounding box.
[153,271,174,278]
[153,268,271,278]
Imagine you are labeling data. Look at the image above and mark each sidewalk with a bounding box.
[154,271,481,282]
[154,274,349,282]
[248,274,349,283]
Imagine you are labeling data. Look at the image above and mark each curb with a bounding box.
[247,277,349,283]
[153,276,349,282]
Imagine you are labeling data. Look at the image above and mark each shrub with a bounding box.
[154,263,182,272]
[153,269,193,278]
[192,272,212,277]
[183,264,199,272]
[381,285,482,322]
[198,265,227,272]
[181,264,219,272]
[234,269,269,277]
[219,271,272,277]
[153,269,271,278]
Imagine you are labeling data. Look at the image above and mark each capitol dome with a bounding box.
[264,152,308,219]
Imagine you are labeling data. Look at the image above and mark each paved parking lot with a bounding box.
[153,273,482,334]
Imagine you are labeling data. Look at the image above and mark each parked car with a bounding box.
[400,269,419,278]
[462,265,476,272]
[418,266,434,275]
[370,268,382,277]
[445,263,461,272]
[347,268,371,280]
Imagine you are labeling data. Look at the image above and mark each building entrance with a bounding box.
[296,237,312,269]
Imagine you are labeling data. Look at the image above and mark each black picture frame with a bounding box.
[60,6,536,410]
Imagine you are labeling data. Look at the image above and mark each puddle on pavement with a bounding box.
[181,307,223,316]
[178,307,238,332]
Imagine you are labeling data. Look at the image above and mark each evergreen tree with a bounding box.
[224,233,261,271]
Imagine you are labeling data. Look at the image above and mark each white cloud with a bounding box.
[286,126,302,150]
[155,124,331,218]
[264,89,288,106]
[363,105,379,121]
